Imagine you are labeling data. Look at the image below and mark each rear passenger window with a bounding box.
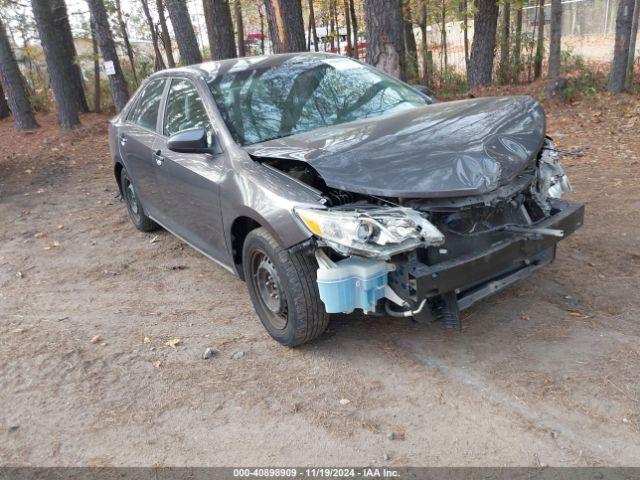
[128,79,165,131]
[164,79,211,137]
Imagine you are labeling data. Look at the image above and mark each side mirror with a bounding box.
[410,84,437,103]
[167,127,221,154]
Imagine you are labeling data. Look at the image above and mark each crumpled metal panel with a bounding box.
[245,96,546,198]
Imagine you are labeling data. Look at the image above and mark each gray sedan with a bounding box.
[109,53,583,346]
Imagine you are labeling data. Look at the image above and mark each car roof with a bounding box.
[146,52,343,83]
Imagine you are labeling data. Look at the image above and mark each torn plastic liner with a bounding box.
[246,96,546,199]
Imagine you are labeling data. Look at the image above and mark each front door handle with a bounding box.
[153,150,164,166]
[119,134,127,146]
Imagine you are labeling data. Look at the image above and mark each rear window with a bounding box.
[128,79,166,131]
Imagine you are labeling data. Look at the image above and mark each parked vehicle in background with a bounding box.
[109,53,583,346]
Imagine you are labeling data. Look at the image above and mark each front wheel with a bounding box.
[242,228,329,346]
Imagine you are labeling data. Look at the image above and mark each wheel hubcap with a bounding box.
[251,251,288,330]
[127,183,139,215]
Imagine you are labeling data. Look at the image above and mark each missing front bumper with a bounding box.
[391,199,585,326]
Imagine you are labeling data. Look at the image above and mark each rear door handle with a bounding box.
[153,150,164,166]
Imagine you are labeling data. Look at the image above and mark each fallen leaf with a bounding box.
[90,335,102,344]
[56,224,64,230]
[339,398,351,406]
[166,338,181,348]
[34,232,47,239]
[44,241,61,250]
[143,336,151,343]
[150,236,159,244]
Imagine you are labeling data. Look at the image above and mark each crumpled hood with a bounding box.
[244,96,546,198]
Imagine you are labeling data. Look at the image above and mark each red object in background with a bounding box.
[247,33,266,40]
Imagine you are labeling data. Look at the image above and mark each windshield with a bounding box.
[207,55,429,146]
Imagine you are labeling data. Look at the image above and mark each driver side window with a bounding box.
[164,79,212,138]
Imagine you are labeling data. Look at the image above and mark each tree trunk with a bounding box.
[51,0,89,113]
[343,0,353,56]
[90,15,101,114]
[259,4,266,54]
[546,0,562,101]
[404,0,418,79]
[467,0,499,88]
[263,0,281,52]
[0,79,11,119]
[498,0,510,84]
[534,0,545,79]
[0,18,38,129]
[156,0,176,67]
[329,0,336,51]
[441,0,447,70]
[235,0,246,56]
[86,0,130,113]
[32,0,81,129]
[419,0,429,83]
[609,0,635,93]
[334,1,340,52]
[514,0,523,82]
[263,0,307,53]
[462,0,469,71]
[626,0,640,89]
[114,0,138,85]
[349,0,358,56]
[165,0,203,65]
[308,0,319,51]
[364,0,405,80]
[203,0,237,60]
[140,0,166,71]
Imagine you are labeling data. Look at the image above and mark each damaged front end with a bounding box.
[274,138,583,328]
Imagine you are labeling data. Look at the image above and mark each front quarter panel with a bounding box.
[221,150,324,253]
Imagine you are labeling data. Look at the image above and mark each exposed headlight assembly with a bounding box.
[294,206,444,259]
[538,139,572,199]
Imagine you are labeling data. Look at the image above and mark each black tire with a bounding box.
[120,167,158,232]
[242,228,329,346]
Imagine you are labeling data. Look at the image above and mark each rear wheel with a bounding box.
[242,228,329,346]
[120,167,157,232]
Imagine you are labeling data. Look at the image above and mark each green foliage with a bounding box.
[404,52,420,84]
[434,67,467,97]
[29,88,52,113]
[560,49,609,102]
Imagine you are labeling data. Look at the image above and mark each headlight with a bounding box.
[539,139,572,199]
[294,206,444,258]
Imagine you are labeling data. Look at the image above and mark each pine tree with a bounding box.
[609,0,635,93]
[203,0,237,60]
[263,0,306,53]
[51,0,89,112]
[156,0,176,67]
[114,0,138,85]
[0,79,11,119]
[165,0,203,65]
[364,0,405,79]
[31,0,81,129]
[546,0,562,101]
[0,17,38,129]
[467,0,499,87]
[85,0,130,112]
[140,0,166,71]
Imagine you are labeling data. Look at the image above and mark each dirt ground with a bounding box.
[1,89,639,467]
